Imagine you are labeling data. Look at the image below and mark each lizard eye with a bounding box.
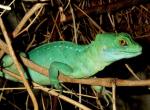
[119,39,128,46]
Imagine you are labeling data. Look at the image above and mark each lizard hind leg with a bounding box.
[1,55,14,67]
[49,61,73,90]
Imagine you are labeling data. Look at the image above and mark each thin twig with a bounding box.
[112,81,116,110]
[0,0,15,16]
[0,86,97,99]
[12,3,45,38]
[51,14,64,40]
[1,96,21,110]
[16,5,44,37]
[70,4,78,43]
[74,4,104,33]
[125,64,141,80]
[0,80,7,102]
[0,17,38,110]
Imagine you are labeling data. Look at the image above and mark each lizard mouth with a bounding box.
[123,49,142,54]
[120,45,142,55]
[119,49,142,55]
[116,50,142,59]
[121,50,142,54]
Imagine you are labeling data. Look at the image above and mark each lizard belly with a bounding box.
[27,68,51,85]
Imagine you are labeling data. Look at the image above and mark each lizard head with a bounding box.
[94,32,142,62]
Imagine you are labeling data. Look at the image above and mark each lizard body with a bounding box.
[0,33,142,89]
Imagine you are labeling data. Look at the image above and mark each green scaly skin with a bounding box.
[0,33,142,89]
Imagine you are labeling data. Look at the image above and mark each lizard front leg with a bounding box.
[49,61,73,89]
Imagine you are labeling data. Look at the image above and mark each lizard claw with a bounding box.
[92,86,112,106]
[50,80,62,90]
[54,83,62,90]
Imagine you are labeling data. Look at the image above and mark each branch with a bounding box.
[59,75,150,87]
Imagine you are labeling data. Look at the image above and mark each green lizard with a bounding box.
[0,33,142,89]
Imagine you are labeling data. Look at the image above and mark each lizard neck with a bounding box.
[79,42,114,73]
[88,41,113,62]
